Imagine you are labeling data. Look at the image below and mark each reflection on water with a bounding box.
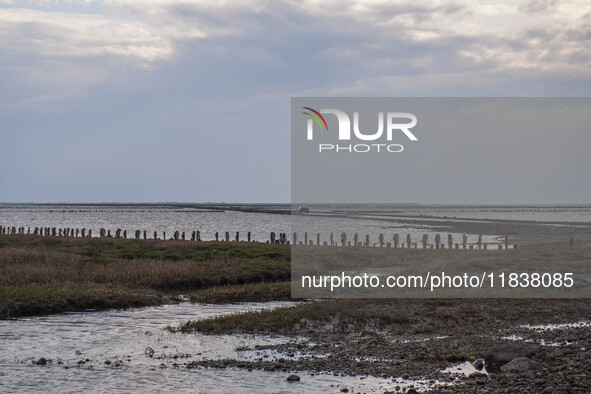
[0,205,290,242]
[1,204,589,245]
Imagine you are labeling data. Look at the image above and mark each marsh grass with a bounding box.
[0,235,290,317]
[0,284,157,318]
[189,282,292,304]
[174,297,591,335]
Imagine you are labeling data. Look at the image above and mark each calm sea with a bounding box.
[1,204,590,243]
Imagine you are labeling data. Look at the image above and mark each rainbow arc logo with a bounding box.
[302,107,328,131]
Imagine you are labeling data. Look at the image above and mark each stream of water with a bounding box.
[0,301,449,393]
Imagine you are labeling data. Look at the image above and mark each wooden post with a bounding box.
[292,232,297,245]
[236,232,240,242]
[330,233,334,246]
[107,230,112,238]
[422,234,428,249]
[182,231,185,240]
[463,235,467,249]
[477,234,482,249]
[163,231,166,240]
[394,234,399,248]
[225,232,230,242]
[304,232,308,245]
[317,233,320,246]
[144,230,147,240]
[154,231,158,240]
[354,233,359,247]
[136,230,142,239]
[435,234,440,249]
[116,229,121,238]
[407,234,411,248]
[365,234,370,247]
[197,230,201,241]
[88,229,92,237]
[215,232,219,241]
[270,232,275,243]
[379,233,384,247]
[341,232,347,246]
[81,228,86,237]
[505,235,509,250]
[448,234,453,249]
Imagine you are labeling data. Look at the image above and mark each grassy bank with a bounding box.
[174,298,591,335]
[0,235,290,318]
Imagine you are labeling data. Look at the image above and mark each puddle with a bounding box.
[401,336,449,344]
[521,321,591,331]
[501,334,574,347]
[441,361,488,376]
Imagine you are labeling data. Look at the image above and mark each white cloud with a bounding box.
[0,0,590,103]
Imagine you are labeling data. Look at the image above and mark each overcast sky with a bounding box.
[1,0,590,203]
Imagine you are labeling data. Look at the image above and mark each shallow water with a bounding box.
[441,361,488,376]
[0,205,290,242]
[0,302,450,393]
[3,204,587,245]
[520,321,591,331]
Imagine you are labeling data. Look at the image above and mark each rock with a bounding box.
[35,358,50,365]
[407,389,418,394]
[340,388,349,393]
[472,358,485,371]
[543,386,555,394]
[484,344,538,372]
[287,374,300,382]
[500,357,542,374]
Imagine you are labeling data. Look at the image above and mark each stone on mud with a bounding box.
[500,357,542,374]
[484,344,539,372]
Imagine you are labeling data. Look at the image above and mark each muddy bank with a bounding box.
[175,299,591,392]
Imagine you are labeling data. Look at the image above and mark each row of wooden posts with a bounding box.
[0,225,515,249]
[0,225,288,244]
[293,232,514,250]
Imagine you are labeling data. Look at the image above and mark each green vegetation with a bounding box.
[0,235,290,318]
[173,297,591,335]
[189,281,291,304]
